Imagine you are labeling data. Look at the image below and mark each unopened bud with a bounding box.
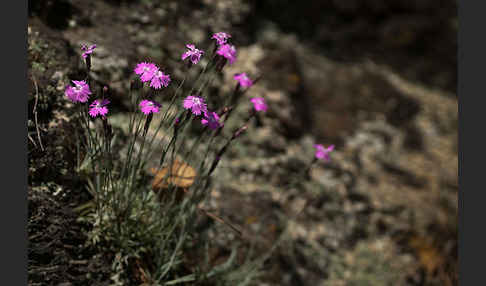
[221,106,232,115]
[232,125,248,140]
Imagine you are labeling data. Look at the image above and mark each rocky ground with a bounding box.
[28,0,457,285]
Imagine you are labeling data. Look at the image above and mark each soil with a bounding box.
[28,0,457,285]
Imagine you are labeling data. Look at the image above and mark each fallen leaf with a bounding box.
[150,160,196,190]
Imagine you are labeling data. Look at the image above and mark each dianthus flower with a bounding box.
[250,97,267,112]
[313,144,334,161]
[234,73,253,88]
[216,44,237,65]
[181,44,204,65]
[201,111,223,130]
[211,32,231,45]
[183,95,207,116]
[139,99,161,115]
[134,62,158,83]
[65,80,92,103]
[88,99,110,118]
[150,69,171,89]
[81,44,96,59]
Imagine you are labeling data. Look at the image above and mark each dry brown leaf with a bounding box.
[409,235,443,275]
[150,160,196,190]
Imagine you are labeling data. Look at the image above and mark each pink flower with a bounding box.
[88,99,110,118]
[139,99,161,115]
[150,69,171,89]
[183,95,207,116]
[81,44,96,59]
[181,44,204,65]
[65,80,92,103]
[313,144,334,161]
[134,62,158,83]
[211,32,231,45]
[234,73,253,88]
[216,44,237,65]
[201,111,222,130]
[250,97,267,112]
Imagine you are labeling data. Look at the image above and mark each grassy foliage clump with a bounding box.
[68,33,285,285]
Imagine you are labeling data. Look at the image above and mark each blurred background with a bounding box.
[28,0,457,285]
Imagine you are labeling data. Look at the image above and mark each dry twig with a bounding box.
[32,75,45,151]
